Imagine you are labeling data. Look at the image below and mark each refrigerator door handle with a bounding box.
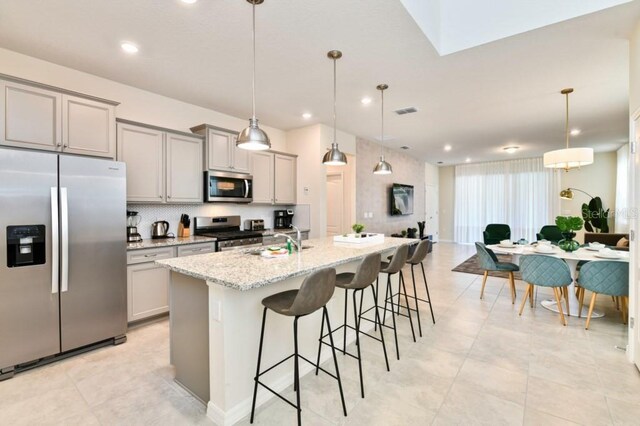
[51,187,59,294]
[60,187,69,293]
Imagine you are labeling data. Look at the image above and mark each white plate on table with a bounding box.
[586,244,606,251]
[594,251,622,259]
[498,243,516,248]
[534,246,556,254]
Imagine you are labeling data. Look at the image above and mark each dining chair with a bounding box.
[518,254,572,326]
[482,224,511,245]
[475,242,518,303]
[536,225,563,243]
[577,260,629,329]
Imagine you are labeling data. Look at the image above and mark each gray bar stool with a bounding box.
[250,268,346,426]
[315,253,390,399]
[376,245,416,360]
[402,239,436,336]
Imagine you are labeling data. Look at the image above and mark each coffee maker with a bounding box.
[274,209,294,230]
[127,211,143,242]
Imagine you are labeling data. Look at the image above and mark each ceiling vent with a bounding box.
[401,146,410,150]
[394,107,418,115]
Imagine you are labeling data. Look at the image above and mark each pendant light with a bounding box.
[373,84,392,175]
[236,0,271,151]
[543,88,593,171]
[322,50,347,166]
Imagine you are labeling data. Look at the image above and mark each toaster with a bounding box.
[245,219,265,231]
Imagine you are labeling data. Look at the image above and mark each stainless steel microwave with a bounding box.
[204,171,253,203]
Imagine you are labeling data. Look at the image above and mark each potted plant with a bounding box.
[352,223,365,237]
[555,216,584,252]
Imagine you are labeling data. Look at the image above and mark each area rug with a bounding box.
[451,254,522,280]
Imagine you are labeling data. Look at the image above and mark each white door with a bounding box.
[425,184,439,242]
[326,173,344,236]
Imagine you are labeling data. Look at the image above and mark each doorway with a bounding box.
[326,173,344,236]
[425,184,439,242]
[631,110,640,367]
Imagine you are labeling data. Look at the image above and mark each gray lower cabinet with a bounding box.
[126,242,215,323]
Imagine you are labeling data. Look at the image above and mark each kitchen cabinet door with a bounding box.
[274,154,296,205]
[250,151,274,204]
[62,95,116,158]
[167,132,202,203]
[117,123,165,203]
[0,80,62,151]
[206,128,233,171]
[232,135,250,173]
[127,262,170,323]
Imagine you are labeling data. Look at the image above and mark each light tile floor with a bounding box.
[1,243,638,425]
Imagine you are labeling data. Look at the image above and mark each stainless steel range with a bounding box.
[194,216,263,251]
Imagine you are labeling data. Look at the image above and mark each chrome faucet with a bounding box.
[290,225,302,250]
[273,225,302,252]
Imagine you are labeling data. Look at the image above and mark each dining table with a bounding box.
[488,244,630,318]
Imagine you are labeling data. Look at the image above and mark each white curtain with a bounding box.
[454,157,561,243]
[615,144,629,233]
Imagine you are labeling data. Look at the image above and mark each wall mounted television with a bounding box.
[390,183,414,216]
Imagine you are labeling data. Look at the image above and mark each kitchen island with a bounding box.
[156,236,411,426]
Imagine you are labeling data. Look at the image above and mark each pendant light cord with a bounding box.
[565,91,569,150]
[380,88,384,157]
[333,57,337,144]
[252,1,256,120]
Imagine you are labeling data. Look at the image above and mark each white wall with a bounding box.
[559,152,617,242]
[0,48,288,150]
[438,166,455,241]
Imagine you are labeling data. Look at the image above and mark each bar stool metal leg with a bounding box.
[293,318,301,425]
[421,262,436,324]
[314,308,325,376]
[410,264,423,337]
[400,271,417,342]
[371,284,390,371]
[324,306,348,417]
[342,291,348,354]
[386,276,400,360]
[250,307,268,424]
[352,289,364,398]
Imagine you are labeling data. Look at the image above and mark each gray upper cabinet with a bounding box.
[250,151,297,205]
[62,95,116,158]
[191,124,250,174]
[0,77,117,158]
[117,120,203,204]
[166,133,203,203]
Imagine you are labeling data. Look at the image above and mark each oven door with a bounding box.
[205,171,253,203]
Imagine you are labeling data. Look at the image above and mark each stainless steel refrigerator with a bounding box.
[0,148,127,379]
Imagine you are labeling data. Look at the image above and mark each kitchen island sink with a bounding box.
[156,236,412,425]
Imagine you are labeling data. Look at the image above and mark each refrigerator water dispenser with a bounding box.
[6,225,45,267]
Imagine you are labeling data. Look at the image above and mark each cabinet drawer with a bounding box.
[126,247,176,265]
[177,243,216,257]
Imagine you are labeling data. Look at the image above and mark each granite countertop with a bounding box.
[155,236,415,291]
[127,235,216,251]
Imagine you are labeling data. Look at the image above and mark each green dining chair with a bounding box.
[482,224,511,245]
[536,225,563,244]
[577,261,629,330]
[518,254,572,326]
[475,243,518,303]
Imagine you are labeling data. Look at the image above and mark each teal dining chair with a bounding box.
[518,254,572,326]
[577,261,629,329]
[475,243,518,303]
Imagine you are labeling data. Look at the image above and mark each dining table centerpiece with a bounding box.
[555,215,584,252]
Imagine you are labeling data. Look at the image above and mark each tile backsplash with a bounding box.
[128,203,310,239]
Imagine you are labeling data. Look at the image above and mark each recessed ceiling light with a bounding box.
[570,128,581,136]
[503,146,519,154]
[120,42,139,54]
[302,113,312,119]
[444,144,452,152]
[465,158,471,163]
[181,0,198,3]
[361,97,372,105]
